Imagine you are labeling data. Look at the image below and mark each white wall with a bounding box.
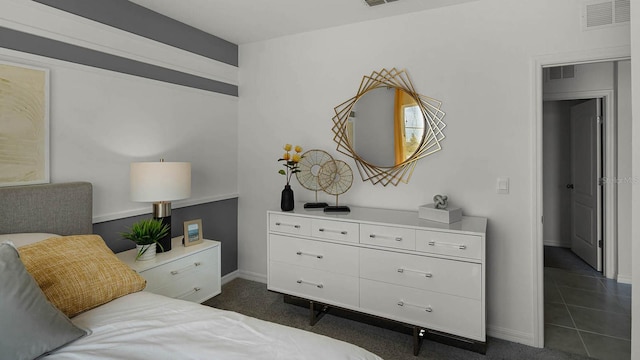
[616,60,632,283]
[630,2,640,357]
[0,0,239,222]
[238,0,630,346]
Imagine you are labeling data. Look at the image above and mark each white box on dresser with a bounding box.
[117,237,221,303]
[267,204,487,354]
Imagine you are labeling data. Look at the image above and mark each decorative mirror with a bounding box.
[331,68,446,186]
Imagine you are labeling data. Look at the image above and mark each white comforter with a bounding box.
[44,292,382,360]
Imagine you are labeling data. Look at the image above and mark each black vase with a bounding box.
[281,185,294,211]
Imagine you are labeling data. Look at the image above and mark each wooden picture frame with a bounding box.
[183,219,203,247]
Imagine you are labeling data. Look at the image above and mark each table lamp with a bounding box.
[130,159,191,252]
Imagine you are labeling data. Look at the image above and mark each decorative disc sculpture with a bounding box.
[296,149,333,208]
[331,68,446,186]
[317,159,353,213]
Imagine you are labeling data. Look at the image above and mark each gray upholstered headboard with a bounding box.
[0,182,93,235]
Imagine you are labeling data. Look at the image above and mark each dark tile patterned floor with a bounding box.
[544,246,631,360]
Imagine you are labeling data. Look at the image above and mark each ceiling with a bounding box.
[127,0,478,45]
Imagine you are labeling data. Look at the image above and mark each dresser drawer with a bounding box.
[270,234,359,276]
[268,261,359,308]
[141,248,216,290]
[270,214,312,236]
[415,230,482,260]
[311,219,359,244]
[360,224,416,250]
[360,279,483,341]
[360,248,481,299]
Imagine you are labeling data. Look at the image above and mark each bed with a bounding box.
[0,182,382,360]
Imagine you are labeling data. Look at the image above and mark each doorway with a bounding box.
[543,97,603,272]
[539,60,632,358]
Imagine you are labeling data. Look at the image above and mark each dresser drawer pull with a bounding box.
[177,287,201,299]
[397,300,433,312]
[397,268,433,278]
[275,222,301,229]
[427,240,467,250]
[318,228,348,235]
[296,279,324,289]
[170,262,202,275]
[369,234,403,241]
[296,251,324,259]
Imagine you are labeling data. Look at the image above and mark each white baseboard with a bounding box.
[222,270,268,285]
[221,270,240,285]
[487,325,536,347]
[617,274,632,284]
[543,240,570,247]
[238,270,267,284]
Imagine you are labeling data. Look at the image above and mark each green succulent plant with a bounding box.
[120,218,169,259]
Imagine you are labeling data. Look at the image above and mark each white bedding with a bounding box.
[44,292,383,360]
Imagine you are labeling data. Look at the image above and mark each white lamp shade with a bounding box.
[130,162,191,202]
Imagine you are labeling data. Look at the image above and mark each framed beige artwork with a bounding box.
[0,60,50,187]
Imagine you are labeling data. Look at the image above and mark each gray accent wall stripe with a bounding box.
[0,27,238,96]
[34,0,238,67]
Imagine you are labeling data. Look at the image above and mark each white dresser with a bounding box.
[117,237,221,303]
[267,205,487,353]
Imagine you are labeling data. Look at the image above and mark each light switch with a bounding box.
[497,177,509,194]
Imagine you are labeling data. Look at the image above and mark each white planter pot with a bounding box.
[136,243,156,261]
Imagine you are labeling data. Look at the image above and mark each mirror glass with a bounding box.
[347,88,425,168]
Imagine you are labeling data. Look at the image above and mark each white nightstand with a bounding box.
[116,237,221,303]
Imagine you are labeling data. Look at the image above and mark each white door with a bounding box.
[569,99,602,271]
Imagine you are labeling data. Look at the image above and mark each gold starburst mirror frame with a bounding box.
[331,68,446,186]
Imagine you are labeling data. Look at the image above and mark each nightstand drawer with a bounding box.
[268,261,359,309]
[141,247,216,290]
[311,219,359,244]
[270,214,312,236]
[146,270,217,303]
[270,234,359,276]
[360,224,416,250]
[415,230,482,260]
[360,248,481,299]
[360,279,483,341]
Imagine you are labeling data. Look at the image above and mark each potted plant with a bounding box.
[121,218,170,261]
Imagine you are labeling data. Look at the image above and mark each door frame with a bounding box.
[544,91,611,273]
[531,46,630,348]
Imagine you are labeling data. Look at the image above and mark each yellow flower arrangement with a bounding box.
[278,144,303,185]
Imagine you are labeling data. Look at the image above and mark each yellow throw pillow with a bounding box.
[18,235,146,317]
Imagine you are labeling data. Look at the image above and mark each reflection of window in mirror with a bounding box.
[403,105,425,159]
[394,90,424,165]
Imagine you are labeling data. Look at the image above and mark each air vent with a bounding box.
[549,67,562,80]
[562,65,575,79]
[547,65,575,81]
[614,0,630,23]
[364,0,398,7]
[583,0,630,30]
